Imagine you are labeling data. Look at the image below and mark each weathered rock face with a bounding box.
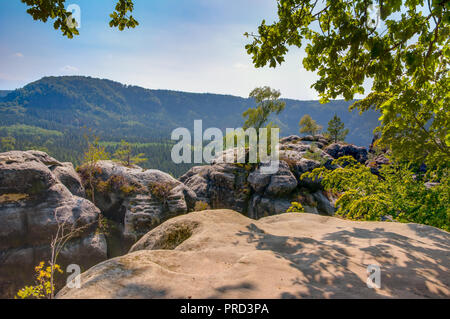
[80,161,197,253]
[180,137,337,219]
[0,151,107,298]
[57,210,450,299]
[52,162,85,197]
[281,134,331,149]
[324,143,368,163]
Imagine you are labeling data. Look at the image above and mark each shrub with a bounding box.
[235,163,254,171]
[302,143,327,165]
[80,172,142,199]
[101,175,138,195]
[286,202,305,213]
[194,201,210,211]
[113,140,148,167]
[280,156,297,171]
[301,156,450,231]
[149,182,173,203]
[15,262,63,299]
[79,133,110,204]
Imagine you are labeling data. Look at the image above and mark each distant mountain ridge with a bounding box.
[0,90,12,98]
[0,76,380,176]
[0,76,379,144]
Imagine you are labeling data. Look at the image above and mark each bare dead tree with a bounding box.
[48,211,95,299]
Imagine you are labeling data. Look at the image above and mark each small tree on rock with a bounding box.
[113,140,148,167]
[326,114,349,143]
[81,133,110,204]
[299,114,322,136]
[243,86,286,132]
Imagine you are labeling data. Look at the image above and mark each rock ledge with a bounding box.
[58,210,450,299]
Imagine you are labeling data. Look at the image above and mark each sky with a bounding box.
[0,0,321,99]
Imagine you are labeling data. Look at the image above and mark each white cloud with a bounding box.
[60,65,79,73]
[233,63,249,69]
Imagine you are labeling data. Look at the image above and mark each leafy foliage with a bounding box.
[109,0,139,31]
[302,143,328,165]
[246,0,449,167]
[81,133,110,204]
[21,0,138,38]
[83,134,110,166]
[15,262,63,299]
[113,140,148,167]
[194,201,211,211]
[326,114,349,143]
[299,114,322,136]
[302,156,450,231]
[243,86,286,132]
[149,182,173,204]
[96,175,141,197]
[286,202,305,213]
[0,136,15,151]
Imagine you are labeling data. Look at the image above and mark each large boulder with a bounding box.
[180,162,251,213]
[52,162,85,197]
[78,161,197,252]
[180,138,336,219]
[0,151,107,298]
[324,143,368,163]
[281,135,331,149]
[57,210,450,299]
[251,161,297,197]
[248,195,292,219]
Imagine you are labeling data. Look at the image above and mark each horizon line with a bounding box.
[0,75,354,103]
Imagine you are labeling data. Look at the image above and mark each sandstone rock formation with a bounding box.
[281,134,330,149]
[323,142,368,163]
[0,151,107,298]
[180,136,337,219]
[57,209,450,299]
[52,162,85,197]
[79,161,197,252]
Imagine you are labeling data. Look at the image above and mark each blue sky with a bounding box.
[0,0,320,99]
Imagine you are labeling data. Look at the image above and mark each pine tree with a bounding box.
[326,114,349,143]
[113,140,148,167]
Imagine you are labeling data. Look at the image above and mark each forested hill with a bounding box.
[0,76,380,176]
[0,90,12,98]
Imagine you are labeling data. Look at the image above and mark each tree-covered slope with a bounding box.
[0,90,12,98]
[0,76,380,176]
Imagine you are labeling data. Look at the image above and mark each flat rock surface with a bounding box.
[58,210,450,299]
